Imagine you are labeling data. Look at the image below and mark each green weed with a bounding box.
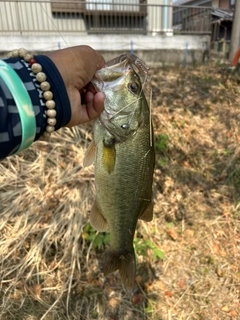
[155,134,169,152]
[83,224,164,261]
[82,223,110,250]
[155,134,169,167]
[134,238,164,262]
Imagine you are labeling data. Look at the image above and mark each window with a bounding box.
[51,0,147,34]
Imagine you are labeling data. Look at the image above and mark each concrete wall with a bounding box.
[0,34,210,64]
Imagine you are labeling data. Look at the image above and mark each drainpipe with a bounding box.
[164,0,168,32]
[168,0,173,33]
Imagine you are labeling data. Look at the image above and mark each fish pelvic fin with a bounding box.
[102,250,136,288]
[90,200,108,232]
[83,140,96,167]
[139,200,154,222]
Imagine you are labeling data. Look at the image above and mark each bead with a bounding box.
[36,72,47,82]
[31,63,42,74]
[46,109,57,118]
[42,131,51,139]
[46,125,55,133]
[7,49,56,139]
[47,118,57,126]
[43,91,53,100]
[29,57,37,65]
[24,53,33,62]
[46,100,55,109]
[40,81,50,91]
[18,48,28,58]
[11,49,19,57]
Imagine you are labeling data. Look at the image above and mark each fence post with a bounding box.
[130,40,134,54]
[183,43,188,66]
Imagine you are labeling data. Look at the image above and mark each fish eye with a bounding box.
[128,82,138,93]
[121,123,129,130]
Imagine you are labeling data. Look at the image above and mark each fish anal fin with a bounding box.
[102,250,136,288]
[90,201,108,232]
[139,201,153,222]
[83,141,96,167]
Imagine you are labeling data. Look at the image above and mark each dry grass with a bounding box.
[0,63,240,320]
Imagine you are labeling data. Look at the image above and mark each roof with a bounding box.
[174,0,210,5]
[212,7,233,21]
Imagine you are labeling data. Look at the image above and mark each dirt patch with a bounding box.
[0,64,239,320]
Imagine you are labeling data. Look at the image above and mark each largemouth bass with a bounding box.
[84,54,155,287]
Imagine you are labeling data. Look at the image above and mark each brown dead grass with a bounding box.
[0,63,240,320]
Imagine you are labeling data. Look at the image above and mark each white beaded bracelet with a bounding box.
[7,48,56,140]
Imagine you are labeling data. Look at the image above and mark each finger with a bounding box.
[46,45,105,89]
[85,83,98,95]
[75,46,105,88]
[80,92,105,124]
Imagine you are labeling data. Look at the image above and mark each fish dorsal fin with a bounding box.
[90,200,108,232]
[139,201,153,222]
[83,140,96,167]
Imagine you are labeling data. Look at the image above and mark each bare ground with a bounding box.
[0,63,240,320]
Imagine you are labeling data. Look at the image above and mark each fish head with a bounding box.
[92,59,149,142]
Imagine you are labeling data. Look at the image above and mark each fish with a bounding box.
[84,54,155,288]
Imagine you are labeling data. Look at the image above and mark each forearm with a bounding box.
[0,54,71,160]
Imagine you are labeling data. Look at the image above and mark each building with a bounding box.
[173,0,212,34]
[173,0,235,54]
[211,0,235,54]
[0,0,173,36]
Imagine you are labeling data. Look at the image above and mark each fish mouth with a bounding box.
[92,54,150,92]
[91,59,132,92]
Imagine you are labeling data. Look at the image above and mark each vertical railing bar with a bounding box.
[59,8,63,34]
[16,1,22,35]
[31,1,36,32]
[114,4,116,33]
[0,2,3,31]
[132,1,134,32]
[27,1,32,32]
[35,1,41,31]
[71,4,75,34]
[48,1,54,32]
[30,1,35,32]
[66,9,69,33]
[5,1,12,31]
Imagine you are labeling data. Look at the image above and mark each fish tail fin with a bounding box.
[102,250,136,288]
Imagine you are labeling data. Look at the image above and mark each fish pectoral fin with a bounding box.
[139,201,153,222]
[90,200,108,232]
[83,140,96,167]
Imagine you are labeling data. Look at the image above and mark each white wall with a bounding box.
[0,34,210,52]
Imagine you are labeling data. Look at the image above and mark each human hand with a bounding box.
[46,45,105,127]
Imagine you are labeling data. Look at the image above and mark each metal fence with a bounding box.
[0,0,212,35]
[173,5,211,34]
